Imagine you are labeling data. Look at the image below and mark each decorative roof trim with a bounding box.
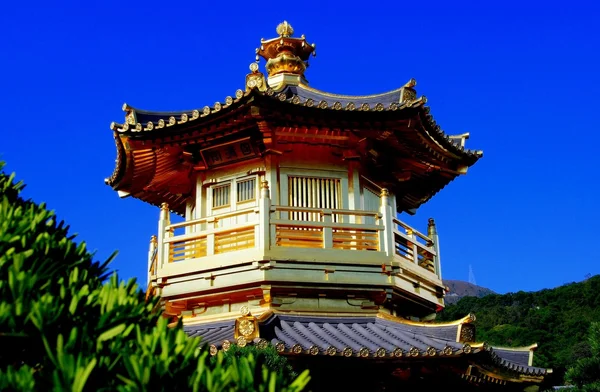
[112,89,251,134]
[295,83,405,100]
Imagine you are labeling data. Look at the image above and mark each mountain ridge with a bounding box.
[443,279,495,304]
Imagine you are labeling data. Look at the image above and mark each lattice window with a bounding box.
[237,178,256,203]
[212,184,230,208]
[288,176,341,221]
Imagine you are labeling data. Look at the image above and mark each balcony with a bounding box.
[147,183,443,307]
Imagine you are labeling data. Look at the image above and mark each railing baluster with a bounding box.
[259,181,271,251]
[157,203,171,267]
[379,189,394,256]
[322,209,333,249]
[428,218,442,279]
[148,235,157,286]
[405,228,419,265]
[206,217,216,256]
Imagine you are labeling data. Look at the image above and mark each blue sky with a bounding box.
[1,1,598,294]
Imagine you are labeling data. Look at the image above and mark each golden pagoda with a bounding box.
[106,22,551,391]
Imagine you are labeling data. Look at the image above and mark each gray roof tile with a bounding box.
[183,313,549,376]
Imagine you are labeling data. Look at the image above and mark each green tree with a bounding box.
[565,322,600,391]
[0,162,309,391]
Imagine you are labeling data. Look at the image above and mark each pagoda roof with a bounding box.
[107,81,481,215]
[183,312,549,384]
[110,83,480,162]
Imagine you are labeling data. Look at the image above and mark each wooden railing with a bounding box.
[150,185,441,279]
[270,206,382,250]
[164,207,259,262]
[392,218,437,274]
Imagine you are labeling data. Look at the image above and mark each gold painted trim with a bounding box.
[376,311,475,327]
[472,364,545,384]
[491,343,538,352]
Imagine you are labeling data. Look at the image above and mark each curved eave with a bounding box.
[110,89,254,136]
[104,132,127,188]
[418,107,483,166]
[104,143,191,215]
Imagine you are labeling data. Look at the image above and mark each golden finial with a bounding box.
[276,21,294,37]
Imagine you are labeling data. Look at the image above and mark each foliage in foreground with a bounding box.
[565,322,600,391]
[217,344,298,380]
[0,161,309,391]
[439,275,600,381]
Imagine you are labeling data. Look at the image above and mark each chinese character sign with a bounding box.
[201,139,257,167]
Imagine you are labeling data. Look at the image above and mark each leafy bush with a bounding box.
[0,162,309,391]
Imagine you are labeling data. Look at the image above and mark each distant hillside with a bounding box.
[443,279,495,304]
[439,275,600,382]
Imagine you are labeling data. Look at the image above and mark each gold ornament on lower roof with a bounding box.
[257,338,268,350]
[292,344,303,354]
[237,336,247,347]
[238,319,255,337]
[209,345,218,356]
[222,340,231,351]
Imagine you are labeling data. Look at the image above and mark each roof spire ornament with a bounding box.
[255,21,315,90]
[276,21,294,37]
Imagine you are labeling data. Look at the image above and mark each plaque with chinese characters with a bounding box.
[200,138,258,168]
